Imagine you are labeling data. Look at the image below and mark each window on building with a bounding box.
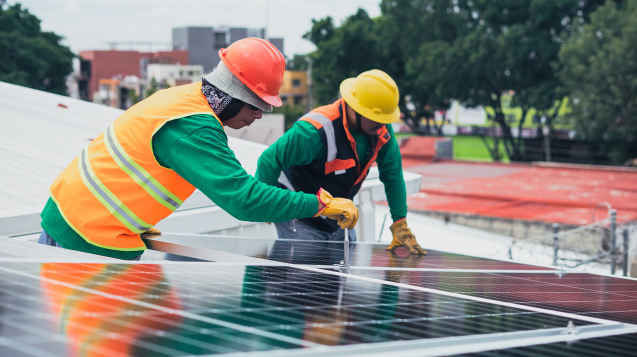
[215,32,227,48]
[292,79,301,88]
[281,96,288,103]
[294,95,304,105]
[188,70,194,76]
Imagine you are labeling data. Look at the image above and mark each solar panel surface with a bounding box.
[154,234,553,270]
[347,270,637,324]
[0,262,594,357]
[456,332,637,357]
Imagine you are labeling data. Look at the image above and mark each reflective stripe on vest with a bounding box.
[78,147,153,233]
[104,124,183,211]
[304,112,337,162]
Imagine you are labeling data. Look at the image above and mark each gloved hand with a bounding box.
[386,219,427,255]
[141,227,162,238]
[315,188,359,230]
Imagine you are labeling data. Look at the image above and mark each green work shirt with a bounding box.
[40,114,319,260]
[255,120,408,222]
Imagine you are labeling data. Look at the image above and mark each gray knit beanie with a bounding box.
[204,61,273,112]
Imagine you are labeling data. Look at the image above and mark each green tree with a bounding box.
[396,0,610,161]
[557,0,637,164]
[145,77,158,98]
[304,0,614,161]
[286,54,309,71]
[128,90,139,106]
[304,9,398,105]
[0,3,74,95]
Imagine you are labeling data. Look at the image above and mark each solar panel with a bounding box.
[346,270,637,324]
[0,262,604,357]
[152,234,553,270]
[2,231,636,356]
[456,332,637,357]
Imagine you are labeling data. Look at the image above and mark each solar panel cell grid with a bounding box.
[156,234,553,270]
[457,332,637,357]
[0,262,590,356]
[348,270,637,324]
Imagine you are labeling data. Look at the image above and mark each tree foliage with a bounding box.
[557,0,637,163]
[0,3,74,95]
[286,54,309,71]
[303,10,401,105]
[305,0,615,162]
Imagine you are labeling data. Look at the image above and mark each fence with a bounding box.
[495,206,636,276]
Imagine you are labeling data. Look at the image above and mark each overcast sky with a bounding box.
[13,0,382,57]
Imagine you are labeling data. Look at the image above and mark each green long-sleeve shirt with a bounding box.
[40,114,319,259]
[255,120,407,222]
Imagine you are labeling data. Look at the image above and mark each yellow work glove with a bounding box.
[315,188,359,230]
[141,227,162,238]
[386,219,427,255]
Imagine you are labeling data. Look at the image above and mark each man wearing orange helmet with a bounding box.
[37,38,358,260]
[256,70,426,255]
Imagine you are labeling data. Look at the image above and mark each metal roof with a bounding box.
[0,81,283,214]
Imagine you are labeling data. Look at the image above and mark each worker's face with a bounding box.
[345,103,384,135]
[224,104,263,129]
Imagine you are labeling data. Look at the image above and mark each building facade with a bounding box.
[146,64,204,87]
[279,71,308,106]
[77,50,188,102]
[172,26,284,73]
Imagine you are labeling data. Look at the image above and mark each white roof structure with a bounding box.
[0,81,421,239]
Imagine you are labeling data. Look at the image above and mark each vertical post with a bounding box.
[610,209,617,275]
[552,223,560,266]
[344,228,350,267]
[357,190,376,241]
[623,228,629,277]
[306,57,313,113]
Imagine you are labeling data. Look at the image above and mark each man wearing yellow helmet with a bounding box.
[255,70,426,255]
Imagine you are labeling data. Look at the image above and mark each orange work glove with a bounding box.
[386,219,427,255]
[315,188,359,230]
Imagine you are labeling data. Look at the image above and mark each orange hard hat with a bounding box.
[219,38,285,107]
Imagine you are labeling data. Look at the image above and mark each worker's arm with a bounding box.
[376,124,408,222]
[378,125,426,255]
[152,114,319,222]
[255,120,325,186]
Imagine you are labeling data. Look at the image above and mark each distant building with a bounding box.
[146,63,204,87]
[95,76,143,109]
[172,26,284,73]
[77,50,188,102]
[279,71,308,106]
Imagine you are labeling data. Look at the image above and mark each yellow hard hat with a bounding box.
[339,69,400,124]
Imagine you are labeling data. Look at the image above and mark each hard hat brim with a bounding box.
[339,78,400,124]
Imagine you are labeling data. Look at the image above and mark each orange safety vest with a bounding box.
[277,98,391,232]
[49,82,220,251]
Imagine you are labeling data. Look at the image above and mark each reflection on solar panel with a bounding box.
[457,332,637,357]
[1,232,636,356]
[347,270,637,324]
[155,234,553,270]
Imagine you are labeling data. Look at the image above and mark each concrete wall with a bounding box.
[225,114,285,146]
[416,210,579,240]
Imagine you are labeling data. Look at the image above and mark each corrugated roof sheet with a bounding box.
[0,81,268,214]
